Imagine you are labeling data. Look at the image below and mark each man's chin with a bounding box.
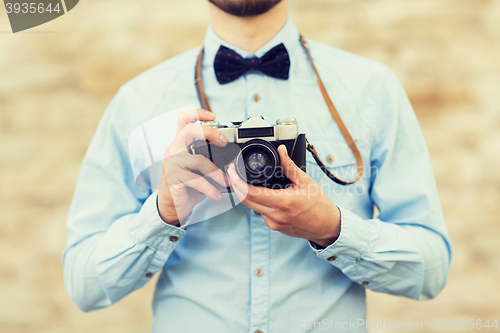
[208,0,282,17]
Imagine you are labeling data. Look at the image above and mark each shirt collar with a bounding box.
[203,17,300,66]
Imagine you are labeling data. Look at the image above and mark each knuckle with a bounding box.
[279,214,290,224]
[273,214,286,224]
[275,199,289,211]
[214,167,224,177]
[268,222,280,231]
[246,191,257,201]
[193,155,206,168]
[203,125,219,137]
[185,122,196,132]
[185,177,199,189]
[192,109,201,120]
[239,196,249,205]
[189,123,204,136]
[181,109,193,117]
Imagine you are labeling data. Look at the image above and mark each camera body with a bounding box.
[189,116,306,192]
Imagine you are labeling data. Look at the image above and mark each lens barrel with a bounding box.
[235,139,279,185]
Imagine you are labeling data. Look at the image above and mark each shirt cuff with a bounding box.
[309,205,372,268]
[128,192,186,252]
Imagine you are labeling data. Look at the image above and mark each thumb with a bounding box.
[278,145,309,187]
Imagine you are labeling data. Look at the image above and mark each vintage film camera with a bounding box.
[189,116,306,192]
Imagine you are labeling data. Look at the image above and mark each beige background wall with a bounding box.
[1,0,499,332]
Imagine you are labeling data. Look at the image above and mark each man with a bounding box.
[63,0,452,332]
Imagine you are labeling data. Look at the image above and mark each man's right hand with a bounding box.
[157,109,229,226]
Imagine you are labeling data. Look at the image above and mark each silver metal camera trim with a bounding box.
[208,116,299,144]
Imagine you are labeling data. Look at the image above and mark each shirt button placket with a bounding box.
[245,66,269,333]
[246,71,265,117]
[249,208,270,333]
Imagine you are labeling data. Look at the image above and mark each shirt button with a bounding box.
[169,236,179,242]
[327,255,336,262]
[362,281,369,286]
[255,268,264,277]
[145,272,153,278]
[326,155,334,163]
[253,93,260,102]
[255,330,263,333]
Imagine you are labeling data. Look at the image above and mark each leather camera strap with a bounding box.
[299,36,363,185]
[194,36,364,185]
[195,49,212,111]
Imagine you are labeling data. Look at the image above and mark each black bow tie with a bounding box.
[213,43,290,84]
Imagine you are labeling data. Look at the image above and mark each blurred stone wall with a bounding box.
[0,0,499,332]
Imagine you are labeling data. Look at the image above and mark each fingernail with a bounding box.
[220,134,228,143]
[205,111,214,117]
[216,192,223,200]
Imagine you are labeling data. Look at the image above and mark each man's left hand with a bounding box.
[227,145,341,248]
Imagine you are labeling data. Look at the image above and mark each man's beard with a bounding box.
[208,0,282,17]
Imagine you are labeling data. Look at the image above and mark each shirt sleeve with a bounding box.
[310,67,452,300]
[62,89,185,312]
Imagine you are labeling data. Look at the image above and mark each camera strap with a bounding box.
[194,36,364,185]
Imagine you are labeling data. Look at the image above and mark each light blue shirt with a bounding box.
[63,19,452,333]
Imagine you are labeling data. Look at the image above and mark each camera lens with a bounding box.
[246,152,268,172]
[235,139,279,185]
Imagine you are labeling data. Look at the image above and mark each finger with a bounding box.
[176,109,216,134]
[278,145,310,187]
[262,214,278,229]
[227,163,281,208]
[170,154,229,188]
[176,170,223,201]
[225,163,249,199]
[229,176,275,215]
[173,123,228,153]
[261,214,283,232]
